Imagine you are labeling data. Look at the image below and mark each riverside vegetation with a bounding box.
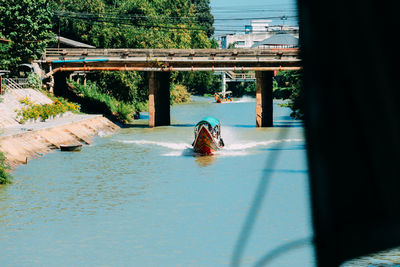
[0,93,10,184]
[16,96,80,124]
[274,70,303,119]
[0,151,11,184]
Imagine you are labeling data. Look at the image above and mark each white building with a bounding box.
[220,32,272,49]
[245,20,272,34]
[218,20,299,49]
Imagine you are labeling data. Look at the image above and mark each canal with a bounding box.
[0,96,315,266]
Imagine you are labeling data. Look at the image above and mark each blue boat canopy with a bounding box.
[196,117,220,128]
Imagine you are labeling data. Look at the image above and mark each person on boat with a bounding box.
[219,138,225,147]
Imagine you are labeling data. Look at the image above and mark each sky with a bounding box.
[210,0,298,36]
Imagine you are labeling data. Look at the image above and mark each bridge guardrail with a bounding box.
[40,48,301,74]
[44,48,300,60]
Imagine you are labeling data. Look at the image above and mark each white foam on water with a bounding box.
[214,138,304,157]
[120,138,304,157]
[120,140,191,150]
[233,96,256,103]
[224,139,304,150]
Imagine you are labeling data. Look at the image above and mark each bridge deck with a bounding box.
[40,48,301,73]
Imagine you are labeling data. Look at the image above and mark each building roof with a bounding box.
[55,36,95,48]
[252,32,298,48]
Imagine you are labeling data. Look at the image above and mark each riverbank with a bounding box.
[0,114,118,169]
[0,89,119,170]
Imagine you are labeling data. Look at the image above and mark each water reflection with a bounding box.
[194,155,216,167]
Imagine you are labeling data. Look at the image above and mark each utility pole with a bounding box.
[221,72,226,95]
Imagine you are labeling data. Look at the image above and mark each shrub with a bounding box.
[16,96,80,123]
[0,151,11,184]
[170,83,191,104]
[27,73,42,90]
[274,70,304,119]
[69,80,136,123]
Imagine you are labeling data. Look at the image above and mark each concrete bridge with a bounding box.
[39,48,301,127]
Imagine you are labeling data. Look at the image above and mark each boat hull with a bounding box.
[214,92,232,103]
[192,125,221,155]
[60,144,82,152]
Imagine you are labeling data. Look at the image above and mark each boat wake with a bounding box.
[120,138,304,157]
[233,96,256,103]
[120,140,190,150]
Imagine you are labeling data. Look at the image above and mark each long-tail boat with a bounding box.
[214,91,233,103]
[192,117,224,155]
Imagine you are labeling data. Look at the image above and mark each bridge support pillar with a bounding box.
[256,71,274,127]
[221,72,226,92]
[53,72,72,97]
[148,71,171,127]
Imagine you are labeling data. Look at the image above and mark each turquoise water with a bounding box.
[0,96,315,266]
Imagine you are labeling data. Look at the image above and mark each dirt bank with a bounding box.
[0,115,119,169]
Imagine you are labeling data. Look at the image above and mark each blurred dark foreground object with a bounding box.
[298,0,400,266]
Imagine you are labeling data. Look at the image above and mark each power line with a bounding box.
[53,10,298,34]
[214,15,297,21]
[56,15,208,33]
[54,10,297,22]
[54,11,206,30]
[54,10,202,22]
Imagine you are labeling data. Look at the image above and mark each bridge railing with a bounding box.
[41,48,301,74]
[43,48,300,60]
[231,73,256,80]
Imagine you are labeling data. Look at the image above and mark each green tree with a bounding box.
[181,71,220,95]
[228,81,256,96]
[191,0,214,38]
[0,0,54,67]
[0,35,12,69]
[273,70,304,118]
[287,72,304,119]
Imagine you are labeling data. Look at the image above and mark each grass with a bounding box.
[69,80,135,123]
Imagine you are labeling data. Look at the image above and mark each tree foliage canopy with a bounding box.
[49,0,219,103]
[0,0,54,68]
[52,0,213,49]
[1,0,220,120]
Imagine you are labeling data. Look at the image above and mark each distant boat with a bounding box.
[60,144,82,152]
[214,91,233,103]
[192,117,224,155]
